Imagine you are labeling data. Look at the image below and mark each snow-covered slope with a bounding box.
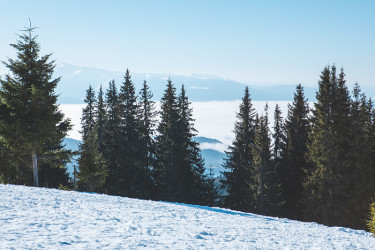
[1,184,374,249]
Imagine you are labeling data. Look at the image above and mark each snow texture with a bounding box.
[1,184,374,249]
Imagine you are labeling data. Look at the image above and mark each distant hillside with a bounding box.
[201,149,225,176]
[193,137,222,144]
[54,63,318,104]
[63,138,80,152]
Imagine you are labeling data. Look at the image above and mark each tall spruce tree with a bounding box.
[221,86,257,212]
[280,84,310,220]
[252,104,273,215]
[272,104,285,169]
[154,79,183,201]
[176,85,209,204]
[117,69,148,198]
[154,79,210,204]
[103,80,121,194]
[0,23,71,186]
[138,80,156,199]
[78,86,107,192]
[95,85,106,153]
[269,103,285,216]
[305,65,352,226]
[342,84,375,229]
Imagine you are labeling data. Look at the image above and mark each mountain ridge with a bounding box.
[54,63,318,104]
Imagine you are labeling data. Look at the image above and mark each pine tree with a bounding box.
[77,86,107,192]
[154,79,180,201]
[138,80,156,199]
[177,85,209,204]
[280,84,310,220]
[221,86,257,212]
[0,23,71,186]
[342,84,375,229]
[38,140,71,188]
[80,85,96,138]
[305,65,352,226]
[272,104,285,169]
[252,104,273,215]
[95,85,106,153]
[102,80,121,194]
[117,69,147,198]
[78,132,107,192]
[269,103,285,216]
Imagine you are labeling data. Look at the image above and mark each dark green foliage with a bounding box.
[154,79,180,200]
[252,105,273,215]
[304,66,352,226]
[116,69,148,198]
[77,85,107,192]
[0,24,71,186]
[78,132,107,192]
[341,85,375,229]
[102,80,122,194]
[221,86,257,212]
[177,85,210,204]
[154,80,211,204]
[268,104,285,215]
[39,139,72,188]
[138,80,156,198]
[272,104,286,169]
[95,85,106,153]
[80,85,96,138]
[279,84,310,220]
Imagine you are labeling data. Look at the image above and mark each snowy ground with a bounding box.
[1,184,374,249]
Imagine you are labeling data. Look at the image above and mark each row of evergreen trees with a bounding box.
[222,66,375,230]
[77,71,216,205]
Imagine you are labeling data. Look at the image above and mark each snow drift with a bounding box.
[1,184,374,249]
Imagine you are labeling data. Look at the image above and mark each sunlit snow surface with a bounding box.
[1,184,374,249]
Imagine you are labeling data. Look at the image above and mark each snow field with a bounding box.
[1,184,374,249]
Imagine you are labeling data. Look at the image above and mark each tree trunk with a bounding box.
[32,153,39,187]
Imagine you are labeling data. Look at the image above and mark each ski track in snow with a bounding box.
[1,184,374,249]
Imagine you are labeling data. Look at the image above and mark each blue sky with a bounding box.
[1,0,374,86]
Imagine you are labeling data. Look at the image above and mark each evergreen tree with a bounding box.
[252,104,273,215]
[77,86,107,192]
[117,69,147,198]
[78,132,107,192]
[138,80,156,199]
[0,23,71,186]
[221,86,257,212]
[280,84,310,220]
[80,85,96,138]
[38,140,71,188]
[342,84,375,229]
[269,103,285,215]
[102,80,121,194]
[177,85,209,204]
[272,104,285,168]
[95,85,106,153]
[154,79,210,204]
[154,79,180,201]
[305,65,352,226]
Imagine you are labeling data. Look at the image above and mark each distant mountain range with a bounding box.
[63,136,226,178]
[54,63,319,104]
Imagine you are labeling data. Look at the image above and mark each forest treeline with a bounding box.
[1,26,375,231]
